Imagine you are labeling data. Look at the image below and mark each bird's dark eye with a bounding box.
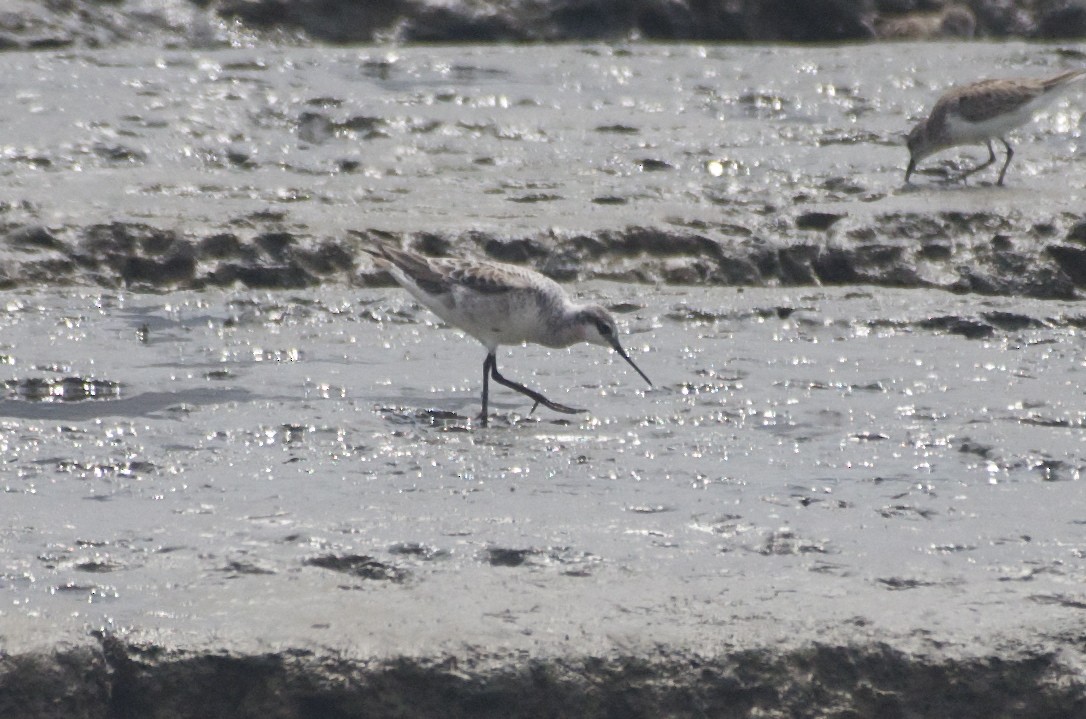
[596,321,612,336]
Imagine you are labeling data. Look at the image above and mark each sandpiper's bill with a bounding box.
[363,241,652,426]
[905,69,1086,185]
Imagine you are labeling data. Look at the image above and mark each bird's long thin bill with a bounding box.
[616,346,652,387]
[905,159,916,183]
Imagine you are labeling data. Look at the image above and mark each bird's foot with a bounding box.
[535,398,586,415]
[527,397,584,416]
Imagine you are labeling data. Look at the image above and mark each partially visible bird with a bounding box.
[363,241,652,426]
[905,69,1086,185]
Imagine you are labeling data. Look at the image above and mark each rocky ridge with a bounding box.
[2,0,1085,51]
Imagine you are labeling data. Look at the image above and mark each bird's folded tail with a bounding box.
[360,238,450,295]
[1043,68,1086,92]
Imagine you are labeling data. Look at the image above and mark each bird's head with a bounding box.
[904,122,928,183]
[576,305,652,387]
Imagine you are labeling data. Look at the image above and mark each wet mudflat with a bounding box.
[1,38,1086,717]
[1,42,1085,296]
[2,283,1086,716]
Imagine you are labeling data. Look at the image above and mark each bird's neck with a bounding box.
[546,303,590,347]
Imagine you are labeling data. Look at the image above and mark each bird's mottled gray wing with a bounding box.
[447,262,542,295]
[951,79,1042,123]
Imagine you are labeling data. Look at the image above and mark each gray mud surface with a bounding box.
[1,43,1085,298]
[4,284,1086,717]
[2,40,1086,718]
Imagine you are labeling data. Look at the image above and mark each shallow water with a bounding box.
[2,282,1086,659]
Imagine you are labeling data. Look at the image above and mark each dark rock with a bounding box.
[121,251,197,287]
[611,227,724,259]
[304,554,407,582]
[1035,4,1086,38]
[741,0,877,41]
[1031,222,1058,238]
[3,638,1085,719]
[0,0,1063,48]
[79,224,187,274]
[1046,244,1086,286]
[294,241,356,275]
[198,233,244,260]
[918,316,995,339]
[710,252,762,284]
[1066,220,1086,245]
[296,111,334,144]
[217,0,413,43]
[208,264,316,289]
[411,232,453,257]
[867,213,952,241]
[918,242,952,261]
[636,158,674,172]
[139,229,181,256]
[969,0,1035,35]
[540,252,582,282]
[796,212,846,231]
[81,223,140,255]
[875,0,945,11]
[981,311,1044,331]
[254,231,296,259]
[508,193,563,203]
[487,547,534,566]
[958,438,994,458]
[0,645,111,719]
[959,261,1075,300]
[812,247,861,284]
[213,0,840,42]
[776,244,822,284]
[93,143,146,163]
[6,224,63,251]
[483,237,547,263]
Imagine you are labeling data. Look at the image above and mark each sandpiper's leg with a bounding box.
[488,353,584,416]
[956,140,997,183]
[480,353,493,427]
[996,137,1013,186]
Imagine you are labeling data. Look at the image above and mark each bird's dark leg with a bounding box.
[955,140,997,183]
[996,137,1013,186]
[479,353,493,427]
[487,352,584,416]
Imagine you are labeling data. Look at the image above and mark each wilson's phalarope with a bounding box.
[363,241,652,426]
[905,69,1086,186]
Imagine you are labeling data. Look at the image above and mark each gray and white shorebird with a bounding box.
[363,241,652,426]
[905,69,1086,185]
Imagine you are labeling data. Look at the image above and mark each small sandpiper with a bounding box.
[363,240,652,426]
[905,68,1086,185]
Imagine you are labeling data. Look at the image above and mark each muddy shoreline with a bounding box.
[2,43,1086,300]
[2,283,1086,717]
[2,0,1084,50]
[4,215,1086,299]
[5,637,1084,719]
